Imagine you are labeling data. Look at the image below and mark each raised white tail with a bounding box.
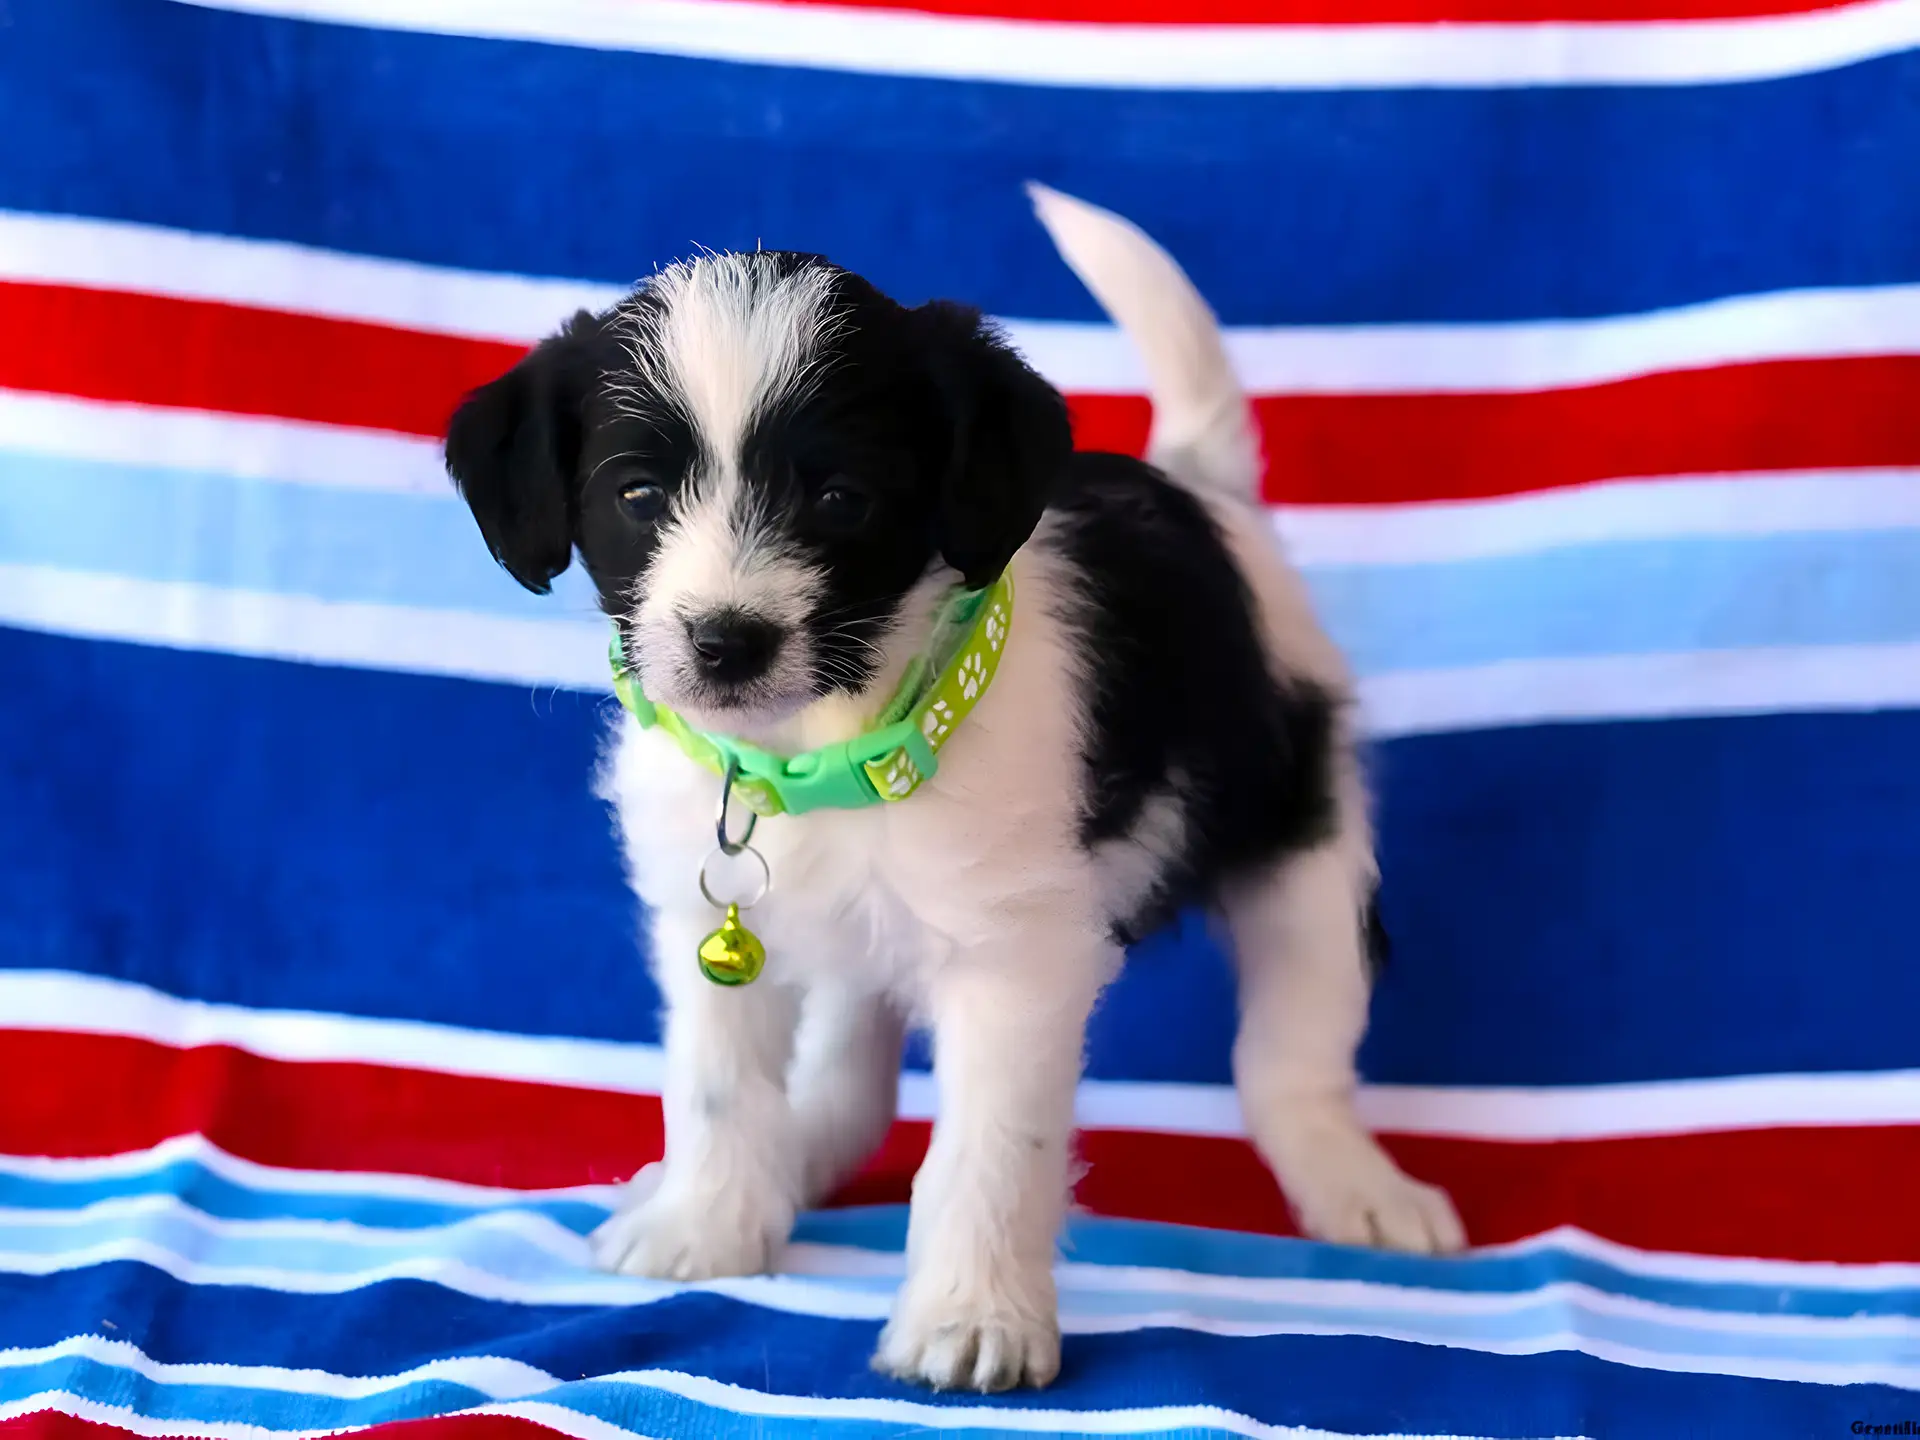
[1027,182,1261,504]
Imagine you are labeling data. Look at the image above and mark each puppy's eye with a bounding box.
[619,482,669,524]
[811,484,873,537]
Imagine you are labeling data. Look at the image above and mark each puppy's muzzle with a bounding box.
[685,611,783,687]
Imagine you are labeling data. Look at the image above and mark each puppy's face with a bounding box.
[446,252,1071,730]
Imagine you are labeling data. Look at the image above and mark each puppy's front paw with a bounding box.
[875,1288,1061,1392]
[590,1164,794,1281]
[1266,1109,1465,1255]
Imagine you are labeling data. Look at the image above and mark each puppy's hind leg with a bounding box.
[1224,793,1465,1254]
[788,983,907,1207]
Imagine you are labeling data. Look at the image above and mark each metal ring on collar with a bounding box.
[715,753,758,857]
[699,843,770,911]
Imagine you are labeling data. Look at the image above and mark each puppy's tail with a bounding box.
[1028,182,1260,505]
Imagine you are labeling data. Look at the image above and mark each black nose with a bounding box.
[686,612,782,684]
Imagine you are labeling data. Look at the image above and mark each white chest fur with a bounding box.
[599,541,1103,1011]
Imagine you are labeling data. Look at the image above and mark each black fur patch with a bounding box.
[1043,453,1341,944]
[1364,883,1391,979]
[446,253,1067,705]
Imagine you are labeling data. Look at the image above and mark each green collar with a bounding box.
[610,571,1013,818]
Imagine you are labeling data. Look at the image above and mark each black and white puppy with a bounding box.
[444,186,1463,1392]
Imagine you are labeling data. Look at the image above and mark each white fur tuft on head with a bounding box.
[612,253,845,453]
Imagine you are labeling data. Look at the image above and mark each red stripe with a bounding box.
[0,1419,567,1440]
[1068,357,1920,504]
[0,1416,113,1440]
[0,1407,606,1440]
[0,282,523,439]
[7,1028,1919,1262]
[365,1421,560,1440]
[0,1417,562,1440]
[10,281,1920,505]
[747,0,1864,24]
[0,1418,155,1440]
[0,1029,655,1188]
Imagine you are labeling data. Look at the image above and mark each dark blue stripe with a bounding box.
[1361,709,1920,1085]
[0,1262,1882,1437]
[3,0,1919,324]
[3,625,1917,1086]
[0,625,649,1044]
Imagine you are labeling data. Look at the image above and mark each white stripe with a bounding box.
[0,390,450,495]
[0,1225,898,1317]
[5,971,1919,1142]
[0,210,619,345]
[0,1231,707,1310]
[0,969,664,1096]
[0,1190,592,1263]
[169,0,1920,91]
[1357,1071,1920,1141]
[724,1228,1920,1293]
[786,1242,1920,1343]
[1049,1266,1920,1336]
[1274,470,1920,568]
[0,1336,556,1402]
[1360,642,1920,739]
[1496,1224,1920,1290]
[0,565,612,691]
[0,1132,621,1209]
[1019,287,1920,396]
[8,212,1920,392]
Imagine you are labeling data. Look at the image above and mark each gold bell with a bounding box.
[697,904,766,986]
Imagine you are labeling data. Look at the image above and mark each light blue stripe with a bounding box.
[0,1356,490,1430]
[7,447,1919,675]
[0,1157,607,1234]
[8,1177,1920,1364]
[8,1159,1920,1320]
[1306,530,1920,675]
[0,449,603,621]
[804,1209,1920,1322]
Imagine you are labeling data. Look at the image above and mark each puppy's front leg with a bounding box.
[876,930,1108,1392]
[592,906,802,1281]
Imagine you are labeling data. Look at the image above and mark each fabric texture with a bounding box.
[1,1,1917,1436]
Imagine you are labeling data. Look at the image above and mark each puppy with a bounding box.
[443,185,1463,1393]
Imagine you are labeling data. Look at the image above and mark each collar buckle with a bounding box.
[608,570,1011,817]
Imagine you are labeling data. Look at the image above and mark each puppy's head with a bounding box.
[446,252,1070,729]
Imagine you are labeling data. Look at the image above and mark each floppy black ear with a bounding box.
[916,301,1073,590]
[444,309,603,594]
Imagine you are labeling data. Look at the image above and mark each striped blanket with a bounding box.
[2,1,1918,1436]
